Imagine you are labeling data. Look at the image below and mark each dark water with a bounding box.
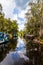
[0,37,43,65]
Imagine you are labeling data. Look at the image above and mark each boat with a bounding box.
[0,32,9,45]
[13,33,18,39]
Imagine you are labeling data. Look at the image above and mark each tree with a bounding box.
[25,0,43,38]
[0,4,5,32]
[0,4,18,36]
[0,4,2,13]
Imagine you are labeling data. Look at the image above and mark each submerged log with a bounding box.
[33,39,43,44]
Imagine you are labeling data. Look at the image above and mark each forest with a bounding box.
[0,4,18,39]
[24,0,43,41]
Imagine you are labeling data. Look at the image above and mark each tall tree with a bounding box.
[0,4,2,13]
[0,4,18,34]
[25,0,43,38]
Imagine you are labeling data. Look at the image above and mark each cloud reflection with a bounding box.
[1,51,29,65]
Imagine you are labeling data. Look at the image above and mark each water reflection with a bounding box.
[7,39,18,51]
[15,38,26,54]
[0,38,29,65]
[25,39,43,65]
[0,49,7,62]
[1,51,29,65]
[0,38,18,62]
[0,37,43,65]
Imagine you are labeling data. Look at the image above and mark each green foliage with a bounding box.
[25,0,43,38]
[18,30,26,37]
[0,4,2,13]
[0,4,18,34]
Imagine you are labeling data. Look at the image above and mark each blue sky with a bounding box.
[0,0,31,30]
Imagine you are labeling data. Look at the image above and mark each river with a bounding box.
[0,37,43,65]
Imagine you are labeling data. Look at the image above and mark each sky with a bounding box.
[0,0,31,31]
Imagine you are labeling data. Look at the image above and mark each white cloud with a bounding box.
[18,10,26,19]
[11,6,27,30]
[11,14,18,20]
[18,24,25,31]
[0,0,30,30]
[0,0,16,18]
[18,5,31,19]
[17,5,31,30]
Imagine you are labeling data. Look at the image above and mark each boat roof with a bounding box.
[0,32,4,34]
